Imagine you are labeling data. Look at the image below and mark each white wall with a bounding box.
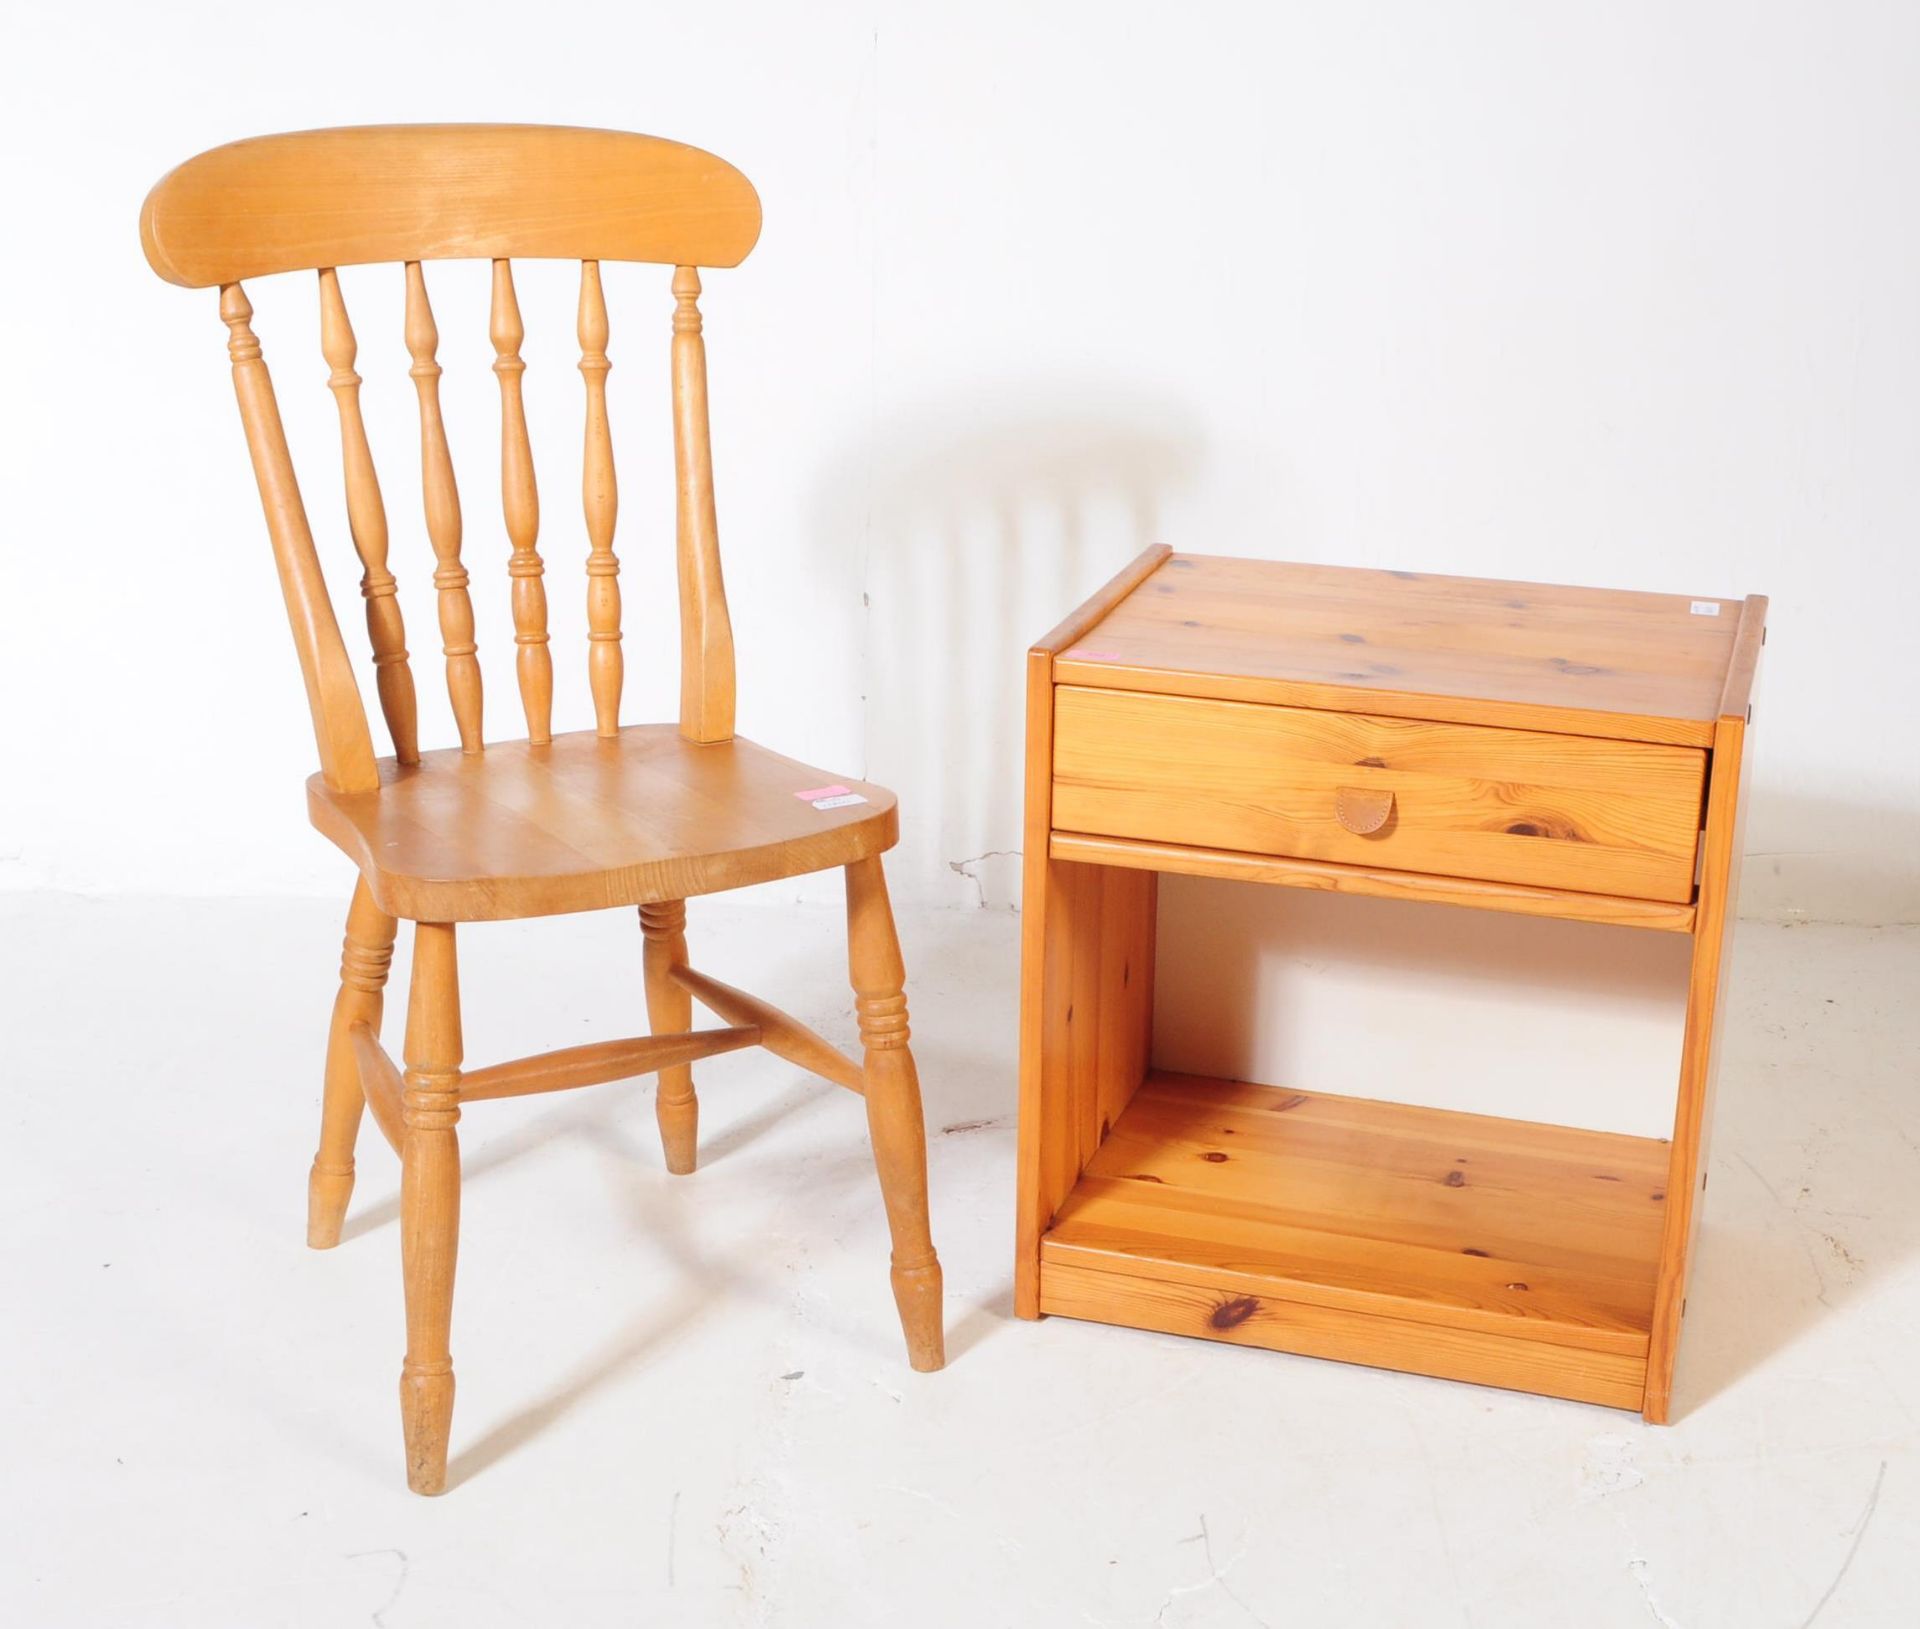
[6,0,1918,926]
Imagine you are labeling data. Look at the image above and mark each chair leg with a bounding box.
[398,921,462,1495]
[309,878,397,1249]
[844,855,946,1372]
[640,901,698,1174]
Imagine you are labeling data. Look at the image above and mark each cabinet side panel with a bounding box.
[1644,701,1754,1420]
[1017,678,1163,1315]
[1015,649,1060,1317]
[1020,554,1169,1316]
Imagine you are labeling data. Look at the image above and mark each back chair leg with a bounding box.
[640,900,698,1174]
[309,878,397,1248]
[398,921,463,1495]
[844,855,946,1371]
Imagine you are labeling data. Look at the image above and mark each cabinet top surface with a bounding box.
[1057,552,1763,745]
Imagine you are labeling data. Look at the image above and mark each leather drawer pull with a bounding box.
[1335,786,1394,835]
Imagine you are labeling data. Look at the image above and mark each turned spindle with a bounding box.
[845,856,946,1372]
[578,261,622,737]
[490,260,552,744]
[640,900,698,1174]
[310,879,398,1246]
[404,262,484,753]
[670,266,737,743]
[399,921,462,1495]
[319,268,419,763]
[219,282,378,794]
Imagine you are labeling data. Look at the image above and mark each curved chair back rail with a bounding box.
[139,123,761,285]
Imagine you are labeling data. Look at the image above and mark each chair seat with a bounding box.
[307,725,898,922]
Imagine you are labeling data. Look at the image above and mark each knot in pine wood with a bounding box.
[1210,1295,1260,1330]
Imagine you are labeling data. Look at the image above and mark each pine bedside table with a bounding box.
[1014,548,1765,1419]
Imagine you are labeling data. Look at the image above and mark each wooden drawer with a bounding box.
[1051,686,1706,903]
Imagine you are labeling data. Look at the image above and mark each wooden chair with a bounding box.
[140,125,944,1494]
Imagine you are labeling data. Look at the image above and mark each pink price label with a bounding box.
[794,784,852,802]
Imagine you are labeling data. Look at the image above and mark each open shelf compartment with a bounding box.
[1038,1070,1670,1409]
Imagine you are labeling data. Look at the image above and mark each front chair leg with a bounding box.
[844,855,946,1371]
[640,900,698,1174]
[398,921,462,1495]
[309,878,397,1248]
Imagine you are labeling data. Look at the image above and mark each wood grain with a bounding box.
[350,1024,405,1154]
[670,963,866,1096]
[1014,646,1062,1319]
[309,878,397,1246]
[579,261,623,736]
[220,283,379,793]
[1053,554,1743,746]
[457,1026,758,1102]
[405,262,483,753]
[1039,1261,1647,1411]
[398,922,461,1495]
[141,125,761,286]
[307,727,899,922]
[1017,555,1170,1319]
[1644,648,1762,1420]
[1053,685,1706,902]
[671,267,736,742]
[1045,1073,1667,1354]
[151,127,945,1494]
[1718,595,1769,723]
[847,855,945,1371]
[640,901,700,1173]
[1015,854,1156,1319]
[1049,832,1697,932]
[1028,544,1173,654]
[490,260,552,744]
[318,268,418,763]
[1016,550,1762,1415]
[1039,1073,1664,1405]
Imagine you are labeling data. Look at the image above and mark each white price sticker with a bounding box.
[794,784,869,811]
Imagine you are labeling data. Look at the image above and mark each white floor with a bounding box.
[3,893,1915,1628]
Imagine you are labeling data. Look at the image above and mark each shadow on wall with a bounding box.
[805,383,1203,909]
